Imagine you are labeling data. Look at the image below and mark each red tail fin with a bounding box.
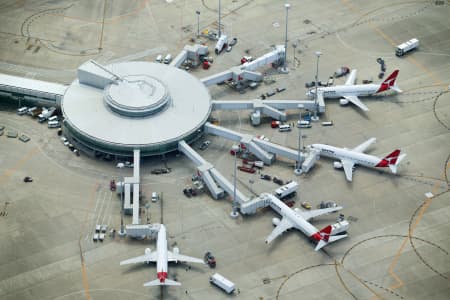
[376,149,401,167]
[319,225,332,242]
[376,70,399,93]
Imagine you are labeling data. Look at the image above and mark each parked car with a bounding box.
[334,66,350,77]
[199,140,211,150]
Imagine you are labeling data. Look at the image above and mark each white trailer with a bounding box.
[209,273,235,294]
[274,181,298,199]
[395,38,419,56]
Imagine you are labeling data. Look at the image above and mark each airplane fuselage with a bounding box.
[311,144,382,168]
[269,196,318,238]
[156,225,168,283]
[316,84,381,98]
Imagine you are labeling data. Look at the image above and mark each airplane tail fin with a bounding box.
[143,279,181,287]
[376,70,400,93]
[388,152,407,174]
[313,225,348,251]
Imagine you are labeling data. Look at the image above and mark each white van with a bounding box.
[17,107,28,115]
[163,54,172,64]
[48,120,60,128]
[278,124,291,132]
[156,54,163,63]
[48,115,58,122]
[210,273,235,294]
[151,192,159,202]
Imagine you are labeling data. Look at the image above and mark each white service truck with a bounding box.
[210,273,235,294]
[395,38,419,56]
[275,181,298,199]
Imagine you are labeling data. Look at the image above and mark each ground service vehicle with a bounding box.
[48,120,60,128]
[210,273,235,294]
[17,107,28,115]
[151,192,159,202]
[204,251,216,268]
[163,54,172,64]
[396,38,419,56]
[155,54,162,63]
[275,181,298,199]
[278,124,291,132]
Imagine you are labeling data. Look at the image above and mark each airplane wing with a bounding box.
[352,137,376,153]
[265,217,295,244]
[343,95,369,112]
[341,159,355,182]
[120,252,158,265]
[167,251,205,264]
[345,69,357,85]
[316,91,325,108]
[298,206,343,221]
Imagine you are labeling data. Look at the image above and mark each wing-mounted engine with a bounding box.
[339,98,349,105]
[172,247,180,255]
[334,161,343,169]
[145,247,151,255]
[272,217,281,226]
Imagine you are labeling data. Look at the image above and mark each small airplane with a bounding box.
[306,69,402,112]
[265,194,348,251]
[310,137,407,182]
[120,224,204,287]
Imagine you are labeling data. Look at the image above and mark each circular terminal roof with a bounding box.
[62,61,211,154]
[104,75,170,117]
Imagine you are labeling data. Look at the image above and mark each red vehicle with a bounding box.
[271,120,280,128]
[204,251,216,268]
[110,180,116,191]
[202,61,210,70]
[238,166,256,174]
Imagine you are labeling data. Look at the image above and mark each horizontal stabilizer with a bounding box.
[388,153,407,174]
[143,278,182,287]
[390,85,402,93]
[314,234,348,251]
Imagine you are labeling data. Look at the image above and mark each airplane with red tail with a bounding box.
[120,224,204,287]
[265,193,349,251]
[306,69,402,111]
[310,137,407,182]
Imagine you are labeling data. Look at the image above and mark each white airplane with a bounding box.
[120,224,204,287]
[306,69,402,111]
[310,137,407,182]
[265,194,348,251]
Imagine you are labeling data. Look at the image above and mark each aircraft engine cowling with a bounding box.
[339,98,349,106]
[294,208,301,213]
[172,247,180,255]
[334,161,343,169]
[145,247,151,255]
[272,217,281,226]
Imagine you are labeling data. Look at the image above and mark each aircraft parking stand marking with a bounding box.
[341,0,449,294]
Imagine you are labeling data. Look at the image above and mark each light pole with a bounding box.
[196,10,200,37]
[292,42,297,67]
[294,123,302,175]
[230,145,239,218]
[117,162,126,236]
[311,51,322,121]
[282,3,290,73]
[218,0,222,38]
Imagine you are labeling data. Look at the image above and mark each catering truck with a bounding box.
[395,38,419,56]
[209,273,235,294]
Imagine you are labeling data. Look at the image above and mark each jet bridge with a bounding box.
[170,44,209,68]
[203,122,313,167]
[201,45,285,87]
[204,122,275,165]
[178,140,250,204]
[212,99,316,121]
[178,140,224,199]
